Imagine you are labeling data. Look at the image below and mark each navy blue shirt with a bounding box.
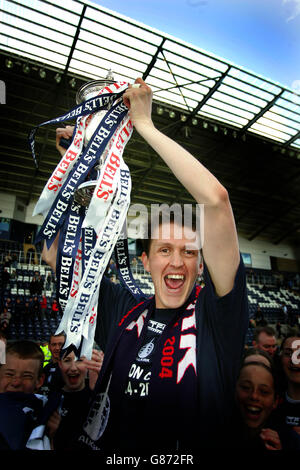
[95,256,248,450]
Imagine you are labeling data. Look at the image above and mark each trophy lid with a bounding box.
[76,70,116,104]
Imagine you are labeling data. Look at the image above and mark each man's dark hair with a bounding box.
[253,326,276,343]
[49,332,66,344]
[6,340,44,377]
[141,206,200,256]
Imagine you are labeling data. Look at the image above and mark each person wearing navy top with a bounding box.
[44,77,248,453]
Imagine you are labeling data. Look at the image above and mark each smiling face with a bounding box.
[236,364,277,430]
[142,221,202,309]
[58,351,87,392]
[0,353,44,393]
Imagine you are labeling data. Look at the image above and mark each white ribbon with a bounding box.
[58,158,131,357]
[26,425,51,451]
[32,81,134,359]
[33,82,128,217]
[33,115,89,217]
[53,94,133,358]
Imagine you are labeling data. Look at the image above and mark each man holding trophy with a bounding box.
[40,77,248,452]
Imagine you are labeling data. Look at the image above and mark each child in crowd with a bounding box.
[0,341,46,449]
[46,347,104,450]
[0,340,44,394]
[232,360,300,450]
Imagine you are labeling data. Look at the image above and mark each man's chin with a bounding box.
[158,292,188,310]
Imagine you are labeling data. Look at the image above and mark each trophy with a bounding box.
[31,71,141,358]
[73,70,117,207]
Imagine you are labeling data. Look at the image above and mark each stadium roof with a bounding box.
[1,0,300,148]
[1,0,300,247]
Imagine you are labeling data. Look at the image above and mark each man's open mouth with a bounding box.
[164,274,185,289]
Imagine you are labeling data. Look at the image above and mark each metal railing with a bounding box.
[0,249,44,266]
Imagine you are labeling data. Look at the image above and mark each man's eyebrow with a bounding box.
[154,242,199,250]
[154,241,172,246]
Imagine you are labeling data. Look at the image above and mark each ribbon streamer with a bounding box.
[30,81,144,359]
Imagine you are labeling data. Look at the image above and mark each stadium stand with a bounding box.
[1,247,299,345]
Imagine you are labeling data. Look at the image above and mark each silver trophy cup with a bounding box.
[74,71,116,206]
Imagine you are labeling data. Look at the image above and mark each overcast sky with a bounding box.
[89,0,300,91]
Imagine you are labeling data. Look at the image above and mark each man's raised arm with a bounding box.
[123,78,240,297]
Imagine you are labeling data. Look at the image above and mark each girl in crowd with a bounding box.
[233,361,300,450]
[46,347,104,450]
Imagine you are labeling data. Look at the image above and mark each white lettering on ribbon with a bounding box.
[56,112,133,357]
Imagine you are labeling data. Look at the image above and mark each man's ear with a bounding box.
[141,251,150,273]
